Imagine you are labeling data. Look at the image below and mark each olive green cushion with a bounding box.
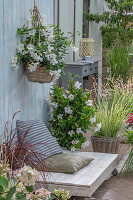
[44,153,93,174]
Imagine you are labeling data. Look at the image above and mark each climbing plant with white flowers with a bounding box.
[49,80,101,151]
[11,8,71,80]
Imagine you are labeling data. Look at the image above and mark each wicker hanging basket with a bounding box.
[25,1,55,84]
[79,38,95,60]
[91,135,120,154]
[25,66,55,84]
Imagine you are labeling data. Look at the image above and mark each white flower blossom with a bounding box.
[11,57,18,69]
[17,43,24,52]
[85,100,93,106]
[12,57,18,64]
[94,123,102,133]
[65,107,73,114]
[63,94,67,99]
[23,50,28,55]
[49,71,55,76]
[29,29,36,36]
[50,102,58,108]
[51,59,58,65]
[68,130,75,136]
[40,15,48,26]
[27,44,34,52]
[28,63,37,72]
[68,94,74,101]
[71,45,79,53]
[50,53,56,59]
[82,140,90,148]
[90,116,96,124]
[71,147,76,152]
[74,81,82,89]
[76,128,82,134]
[53,69,61,80]
[48,45,54,52]
[45,54,51,61]
[57,114,63,120]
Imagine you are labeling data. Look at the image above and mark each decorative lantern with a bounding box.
[79,38,95,60]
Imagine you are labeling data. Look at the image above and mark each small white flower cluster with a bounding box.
[85,100,93,106]
[49,69,61,80]
[71,147,76,152]
[76,128,82,134]
[68,130,75,136]
[90,116,96,124]
[65,106,73,114]
[68,94,74,101]
[16,165,40,186]
[57,114,63,120]
[94,122,102,132]
[11,57,19,70]
[74,81,82,90]
[82,140,90,148]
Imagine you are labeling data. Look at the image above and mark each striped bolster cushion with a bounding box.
[16,120,62,159]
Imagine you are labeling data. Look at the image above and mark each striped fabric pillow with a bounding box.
[16,120,62,159]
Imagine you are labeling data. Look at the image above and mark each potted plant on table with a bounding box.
[91,80,133,154]
[49,80,97,151]
[11,3,71,83]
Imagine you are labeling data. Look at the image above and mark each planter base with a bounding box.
[91,135,120,154]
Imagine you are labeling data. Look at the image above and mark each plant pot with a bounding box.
[25,66,55,83]
[91,135,120,154]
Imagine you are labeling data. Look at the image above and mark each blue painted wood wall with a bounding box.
[0,0,53,132]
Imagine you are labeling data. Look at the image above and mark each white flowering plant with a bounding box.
[11,7,71,79]
[0,163,70,200]
[49,80,97,151]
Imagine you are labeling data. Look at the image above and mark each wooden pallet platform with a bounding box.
[37,152,119,199]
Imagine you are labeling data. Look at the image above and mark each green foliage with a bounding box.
[84,0,133,48]
[106,43,132,83]
[120,147,133,176]
[95,79,133,138]
[124,129,133,145]
[6,187,16,200]
[49,80,96,150]
[54,189,70,200]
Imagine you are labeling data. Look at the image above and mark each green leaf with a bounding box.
[0,195,5,200]
[0,185,4,193]
[6,186,16,200]
[25,186,34,193]
[48,194,56,200]
[0,177,8,188]
[16,192,26,200]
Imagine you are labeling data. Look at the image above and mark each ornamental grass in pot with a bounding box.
[91,79,133,154]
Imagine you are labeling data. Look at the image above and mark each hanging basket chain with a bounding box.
[32,1,41,44]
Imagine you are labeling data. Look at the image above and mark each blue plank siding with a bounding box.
[0,0,53,132]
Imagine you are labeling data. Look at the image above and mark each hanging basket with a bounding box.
[91,135,120,154]
[25,66,55,84]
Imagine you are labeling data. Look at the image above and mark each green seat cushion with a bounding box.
[40,152,93,174]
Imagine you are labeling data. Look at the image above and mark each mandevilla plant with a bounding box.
[11,7,71,79]
[49,80,97,151]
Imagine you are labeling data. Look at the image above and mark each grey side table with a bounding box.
[62,61,98,89]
